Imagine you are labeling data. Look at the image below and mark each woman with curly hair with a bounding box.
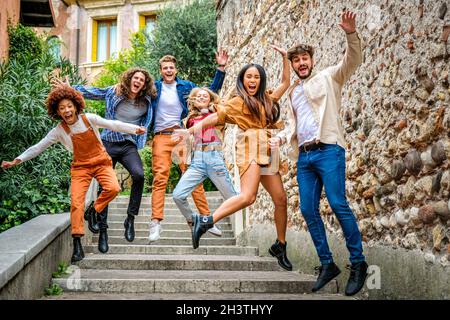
[172,87,236,235]
[1,85,146,263]
[53,68,157,243]
[173,45,292,271]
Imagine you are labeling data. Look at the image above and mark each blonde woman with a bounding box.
[172,87,237,236]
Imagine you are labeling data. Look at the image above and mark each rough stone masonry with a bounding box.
[215,0,450,282]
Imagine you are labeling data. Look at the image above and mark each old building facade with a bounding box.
[46,0,174,81]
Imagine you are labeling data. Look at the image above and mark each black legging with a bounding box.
[99,140,144,217]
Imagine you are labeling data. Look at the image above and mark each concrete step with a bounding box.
[76,254,280,271]
[43,292,351,300]
[105,228,234,238]
[114,192,223,202]
[108,203,221,213]
[107,214,231,224]
[91,236,236,246]
[106,208,224,216]
[109,198,224,207]
[107,222,233,231]
[83,244,259,256]
[53,269,338,294]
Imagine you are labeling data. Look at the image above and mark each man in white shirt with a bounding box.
[148,52,228,242]
[276,11,367,296]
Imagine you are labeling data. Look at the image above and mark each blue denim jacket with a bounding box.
[150,69,225,132]
[73,85,153,150]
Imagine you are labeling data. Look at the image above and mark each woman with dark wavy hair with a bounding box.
[1,85,146,262]
[173,45,292,271]
[53,67,157,243]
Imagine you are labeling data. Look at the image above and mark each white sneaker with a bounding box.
[207,224,222,237]
[148,221,162,242]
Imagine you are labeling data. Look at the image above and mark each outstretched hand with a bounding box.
[215,48,229,68]
[268,137,282,149]
[270,45,287,58]
[339,10,357,34]
[50,76,71,89]
[135,126,146,135]
[1,159,21,169]
[171,129,190,143]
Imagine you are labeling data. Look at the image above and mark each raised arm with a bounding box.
[72,85,113,101]
[207,48,229,93]
[329,11,362,85]
[50,77,112,101]
[270,45,291,101]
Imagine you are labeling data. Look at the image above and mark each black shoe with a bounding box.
[84,201,99,234]
[345,261,368,296]
[97,210,109,253]
[71,236,84,263]
[98,229,109,253]
[124,215,135,242]
[312,262,341,292]
[268,239,293,271]
[192,213,213,249]
[84,202,91,221]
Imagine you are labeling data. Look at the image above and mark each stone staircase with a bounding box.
[47,192,346,299]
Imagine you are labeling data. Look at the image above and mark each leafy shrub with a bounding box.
[52,262,69,278]
[143,0,218,85]
[44,283,63,296]
[8,23,42,60]
[139,147,154,193]
[0,24,86,233]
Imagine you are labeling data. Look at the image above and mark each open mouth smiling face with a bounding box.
[292,53,314,79]
[195,90,211,109]
[161,62,177,84]
[57,99,78,125]
[131,72,146,95]
[243,67,261,96]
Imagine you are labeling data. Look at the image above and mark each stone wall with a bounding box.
[216,0,450,277]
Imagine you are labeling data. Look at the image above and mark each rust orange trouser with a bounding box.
[151,134,210,220]
[70,164,121,235]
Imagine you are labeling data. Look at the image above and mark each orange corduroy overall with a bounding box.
[62,115,121,236]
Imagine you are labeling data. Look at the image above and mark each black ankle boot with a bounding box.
[84,201,99,234]
[345,261,368,296]
[97,210,109,253]
[269,239,293,271]
[192,213,213,249]
[71,236,84,263]
[124,214,135,242]
[98,229,109,253]
[312,262,341,292]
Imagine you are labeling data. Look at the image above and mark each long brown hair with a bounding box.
[115,68,157,104]
[236,63,280,125]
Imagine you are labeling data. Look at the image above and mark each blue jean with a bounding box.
[296,143,365,265]
[173,149,237,221]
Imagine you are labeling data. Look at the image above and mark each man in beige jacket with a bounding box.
[275,11,367,296]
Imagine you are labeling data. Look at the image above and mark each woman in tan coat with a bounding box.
[173,45,292,270]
